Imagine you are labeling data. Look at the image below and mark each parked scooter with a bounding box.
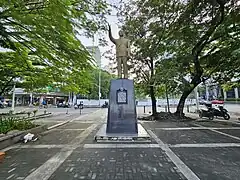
[212,106,230,120]
[74,101,83,109]
[199,103,214,120]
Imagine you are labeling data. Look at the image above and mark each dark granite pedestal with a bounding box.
[106,79,138,134]
[95,79,150,142]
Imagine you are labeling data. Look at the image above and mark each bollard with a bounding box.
[187,105,189,112]
[165,106,167,112]
[66,109,68,114]
[144,106,146,113]
[0,152,5,163]
[80,108,82,115]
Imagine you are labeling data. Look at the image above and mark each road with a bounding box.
[1,108,240,180]
[32,107,100,128]
[0,106,88,114]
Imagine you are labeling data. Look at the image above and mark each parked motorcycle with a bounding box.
[199,103,214,120]
[101,101,108,108]
[212,106,230,120]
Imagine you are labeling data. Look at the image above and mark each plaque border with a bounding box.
[116,88,128,104]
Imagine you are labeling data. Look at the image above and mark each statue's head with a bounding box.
[119,30,124,37]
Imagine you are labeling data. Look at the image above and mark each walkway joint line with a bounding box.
[148,130,200,180]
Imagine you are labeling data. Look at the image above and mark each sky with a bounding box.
[77,0,122,68]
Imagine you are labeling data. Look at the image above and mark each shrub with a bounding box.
[27,112,32,118]
[33,109,38,116]
[8,110,13,115]
[0,116,36,134]
[225,98,240,101]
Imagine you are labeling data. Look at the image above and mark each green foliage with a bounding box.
[120,0,181,100]
[134,83,148,99]
[225,98,240,102]
[87,69,114,99]
[221,81,240,91]
[0,0,110,95]
[120,0,240,115]
[0,116,36,134]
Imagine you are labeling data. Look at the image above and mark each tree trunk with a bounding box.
[150,85,157,116]
[175,83,199,117]
[165,84,170,112]
[149,57,157,116]
[175,90,191,117]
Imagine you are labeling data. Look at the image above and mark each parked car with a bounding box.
[57,102,70,108]
[0,101,5,109]
[6,100,12,107]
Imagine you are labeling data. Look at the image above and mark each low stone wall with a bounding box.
[0,125,47,150]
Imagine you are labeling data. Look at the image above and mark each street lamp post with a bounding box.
[206,84,209,101]
[98,68,101,107]
[194,86,199,112]
[29,93,33,107]
[11,83,16,112]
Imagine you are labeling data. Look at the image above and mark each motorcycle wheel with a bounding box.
[223,113,230,120]
[209,115,214,120]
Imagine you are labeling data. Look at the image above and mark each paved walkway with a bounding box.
[1,109,240,180]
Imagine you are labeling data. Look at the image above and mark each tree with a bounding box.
[86,69,114,99]
[165,0,240,116]
[0,52,28,95]
[119,0,240,117]
[0,0,110,95]
[118,0,181,116]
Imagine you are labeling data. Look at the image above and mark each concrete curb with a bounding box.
[195,119,240,127]
[28,113,53,121]
[47,120,71,130]
[0,125,47,151]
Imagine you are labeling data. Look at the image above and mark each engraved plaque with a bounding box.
[116,88,127,104]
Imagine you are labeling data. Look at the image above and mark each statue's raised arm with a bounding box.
[108,23,116,44]
[107,24,131,79]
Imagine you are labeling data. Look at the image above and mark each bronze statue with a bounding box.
[108,24,130,79]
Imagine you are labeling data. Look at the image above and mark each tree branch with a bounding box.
[0,77,14,96]
[192,3,225,56]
